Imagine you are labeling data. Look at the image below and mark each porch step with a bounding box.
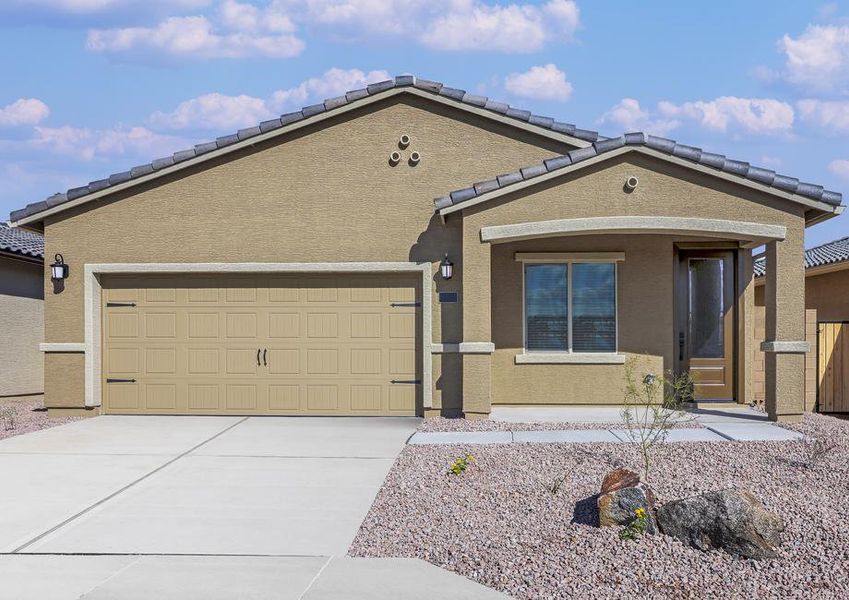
[683,401,747,410]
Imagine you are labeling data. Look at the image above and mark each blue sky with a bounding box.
[1,0,847,246]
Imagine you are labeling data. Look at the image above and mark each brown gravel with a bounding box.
[352,413,849,599]
[0,396,85,440]
[419,416,704,432]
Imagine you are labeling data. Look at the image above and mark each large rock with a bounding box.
[656,488,784,560]
[597,468,657,533]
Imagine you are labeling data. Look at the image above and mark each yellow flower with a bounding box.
[635,507,646,518]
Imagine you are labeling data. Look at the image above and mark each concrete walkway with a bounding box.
[411,406,804,445]
[0,416,508,599]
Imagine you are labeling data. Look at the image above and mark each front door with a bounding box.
[678,251,735,400]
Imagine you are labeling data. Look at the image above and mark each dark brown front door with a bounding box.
[678,251,735,400]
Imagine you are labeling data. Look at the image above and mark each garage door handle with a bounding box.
[391,379,421,384]
[106,302,136,308]
[106,378,136,383]
[263,349,267,366]
[257,349,261,367]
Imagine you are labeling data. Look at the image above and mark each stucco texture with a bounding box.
[40,95,573,410]
[0,257,44,397]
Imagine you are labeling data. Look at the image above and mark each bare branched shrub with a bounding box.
[621,357,695,481]
[804,437,837,469]
[0,406,17,431]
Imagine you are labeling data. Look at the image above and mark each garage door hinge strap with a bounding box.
[391,379,421,384]
[390,302,421,307]
[106,302,137,307]
[106,378,137,383]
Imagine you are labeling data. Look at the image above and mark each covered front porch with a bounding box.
[458,215,807,423]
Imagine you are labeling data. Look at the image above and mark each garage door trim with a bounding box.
[83,262,432,410]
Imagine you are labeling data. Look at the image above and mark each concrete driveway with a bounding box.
[0,416,508,599]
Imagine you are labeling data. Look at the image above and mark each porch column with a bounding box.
[762,228,806,422]
[461,224,492,418]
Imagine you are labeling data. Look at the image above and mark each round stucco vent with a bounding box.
[399,134,411,148]
[624,176,639,191]
[389,151,402,165]
[409,151,421,166]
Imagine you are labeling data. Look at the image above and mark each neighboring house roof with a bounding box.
[434,132,843,215]
[9,75,602,226]
[0,222,44,260]
[754,236,849,278]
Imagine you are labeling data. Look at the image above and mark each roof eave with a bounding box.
[436,146,843,220]
[10,86,593,228]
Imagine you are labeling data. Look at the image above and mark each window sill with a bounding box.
[514,352,626,365]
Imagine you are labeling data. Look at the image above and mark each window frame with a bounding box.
[519,254,621,355]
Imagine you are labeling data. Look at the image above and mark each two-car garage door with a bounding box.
[102,274,420,415]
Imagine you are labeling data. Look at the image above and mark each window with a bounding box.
[524,261,617,353]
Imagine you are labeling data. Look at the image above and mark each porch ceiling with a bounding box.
[478,216,786,248]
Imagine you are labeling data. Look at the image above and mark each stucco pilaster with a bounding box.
[763,225,806,422]
[461,218,492,415]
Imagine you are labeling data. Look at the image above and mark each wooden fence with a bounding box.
[818,321,849,413]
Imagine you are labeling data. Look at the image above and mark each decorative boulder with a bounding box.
[656,488,784,560]
[597,468,657,533]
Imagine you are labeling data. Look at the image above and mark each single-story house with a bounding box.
[754,237,849,413]
[0,223,44,398]
[9,76,844,422]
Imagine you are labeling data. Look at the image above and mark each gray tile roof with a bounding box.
[754,236,849,277]
[434,132,843,211]
[0,222,44,260]
[9,75,601,224]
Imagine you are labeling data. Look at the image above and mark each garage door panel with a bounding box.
[103,274,420,416]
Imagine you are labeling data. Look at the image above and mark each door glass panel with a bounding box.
[571,263,616,352]
[688,258,724,358]
[525,264,568,350]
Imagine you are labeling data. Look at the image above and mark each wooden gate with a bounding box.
[818,322,849,413]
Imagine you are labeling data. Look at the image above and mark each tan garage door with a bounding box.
[102,274,420,415]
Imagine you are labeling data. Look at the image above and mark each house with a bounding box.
[0,223,44,398]
[9,76,843,422]
[754,237,849,413]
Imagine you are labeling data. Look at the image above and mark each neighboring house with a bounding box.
[754,237,849,413]
[9,76,843,422]
[0,223,44,397]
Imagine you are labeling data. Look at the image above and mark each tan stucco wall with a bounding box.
[756,267,849,323]
[0,257,44,397]
[41,95,573,411]
[460,152,807,410]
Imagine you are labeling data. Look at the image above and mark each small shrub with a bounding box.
[804,437,837,469]
[621,358,695,481]
[447,453,476,476]
[543,473,568,495]
[0,406,17,431]
[619,507,650,541]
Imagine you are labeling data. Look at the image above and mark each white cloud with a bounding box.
[269,67,390,110]
[149,68,389,131]
[0,99,50,127]
[2,0,210,14]
[503,64,573,101]
[797,99,849,132]
[150,93,273,130]
[30,125,188,161]
[86,2,304,60]
[420,0,579,52]
[829,159,849,181]
[599,96,794,137]
[658,97,794,135]
[597,98,678,136]
[775,24,849,91]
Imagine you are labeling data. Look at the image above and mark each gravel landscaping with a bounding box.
[352,413,849,599]
[419,416,704,432]
[0,396,84,440]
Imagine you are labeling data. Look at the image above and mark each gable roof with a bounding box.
[0,222,44,261]
[434,132,843,218]
[9,75,602,227]
[754,236,849,278]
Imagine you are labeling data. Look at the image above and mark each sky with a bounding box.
[1,0,848,247]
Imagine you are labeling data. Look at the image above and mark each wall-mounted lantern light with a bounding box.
[440,254,454,280]
[50,253,69,281]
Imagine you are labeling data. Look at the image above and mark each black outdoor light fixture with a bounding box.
[440,254,454,280]
[50,253,69,281]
